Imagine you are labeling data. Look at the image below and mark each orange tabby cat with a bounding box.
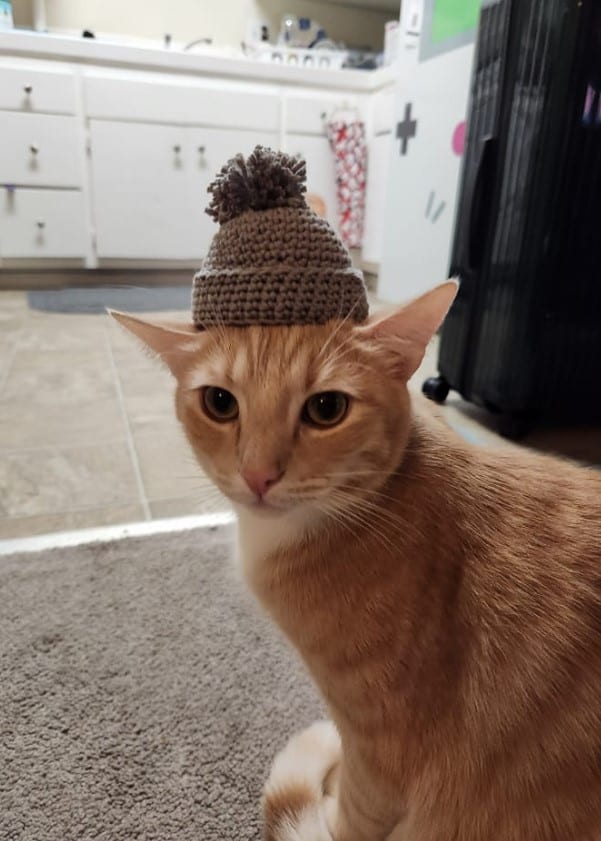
[112,281,601,841]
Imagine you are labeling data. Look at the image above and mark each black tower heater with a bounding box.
[423,0,601,438]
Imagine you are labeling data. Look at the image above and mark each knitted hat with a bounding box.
[191,146,368,328]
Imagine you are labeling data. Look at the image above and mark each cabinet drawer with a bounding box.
[84,75,279,131]
[0,188,88,259]
[286,95,361,136]
[0,65,77,114]
[0,113,82,187]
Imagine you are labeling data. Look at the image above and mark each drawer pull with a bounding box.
[198,145,206,154]
[24,84,33,95]
[30,144,39,155]
[36,221,46,229]
[173,144,182,154]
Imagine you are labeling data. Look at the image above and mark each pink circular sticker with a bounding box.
[452,121,466,156]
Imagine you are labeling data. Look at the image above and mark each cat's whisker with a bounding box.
[334,482,407,509]
[321,500,371,555]
[328,490,400,556]
[332,506,397,559]
[330,486,413,544]
[318,333,360,373]
[316,292,362,364]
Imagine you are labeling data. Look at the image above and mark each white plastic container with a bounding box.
[0,0,14,30]
[33,0,47,31]
[383,20,400,65]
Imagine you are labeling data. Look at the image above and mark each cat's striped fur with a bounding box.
[113,282,601,840]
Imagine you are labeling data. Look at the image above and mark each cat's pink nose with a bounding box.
[241,468,283,498]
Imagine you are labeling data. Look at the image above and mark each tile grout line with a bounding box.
[0,329,23,399]
[104,323,152,521]
[0,437,131,456]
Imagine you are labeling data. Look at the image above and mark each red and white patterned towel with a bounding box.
[326,119,367,249]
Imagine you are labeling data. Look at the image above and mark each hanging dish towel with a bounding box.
[326,118,367,248]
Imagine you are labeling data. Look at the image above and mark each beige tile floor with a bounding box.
[1,288,599,540]
[0,289,229,539]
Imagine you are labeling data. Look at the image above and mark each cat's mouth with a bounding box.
[225,488,288,512]
[232,491,311,514]
[250,497,279,510]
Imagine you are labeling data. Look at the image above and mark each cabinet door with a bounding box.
[90,120,203,260]
[362,133,392,266]
[187,127,279,250]
[287,134,338,232]
[90,121,279,261]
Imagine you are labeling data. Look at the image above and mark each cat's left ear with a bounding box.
[360,280,458,380]
[108,310,207,379]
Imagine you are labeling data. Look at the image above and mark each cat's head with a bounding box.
[111,282,456,518]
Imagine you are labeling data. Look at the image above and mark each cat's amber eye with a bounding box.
[201,386,239,422]
[302,391,349,428]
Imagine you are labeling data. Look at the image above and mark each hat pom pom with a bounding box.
[206,145,307,224]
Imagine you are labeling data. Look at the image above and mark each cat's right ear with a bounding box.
[359,280,458,380]
[108,310,207,379]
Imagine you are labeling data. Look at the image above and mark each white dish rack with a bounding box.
[245,41,348,70]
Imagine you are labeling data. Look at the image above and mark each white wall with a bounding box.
[12,0,393,50]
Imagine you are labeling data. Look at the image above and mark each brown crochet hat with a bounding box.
[191,146,368,328]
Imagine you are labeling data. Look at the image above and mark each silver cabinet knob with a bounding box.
[30,144,39,155]
[198,145,206,154]
[24,84,33,94]
[36,221,46,229]
[173,144,182,154]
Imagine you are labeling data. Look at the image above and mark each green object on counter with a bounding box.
[431,0,479,42]
[0,0,14,29]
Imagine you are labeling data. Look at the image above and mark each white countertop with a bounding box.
[0,30,397,91]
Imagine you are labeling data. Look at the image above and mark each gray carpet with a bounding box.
[0,526,323,840]
[27,286,192,314]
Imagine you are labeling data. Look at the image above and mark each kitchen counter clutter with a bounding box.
[0,30,397,90]
[0,29,397,271]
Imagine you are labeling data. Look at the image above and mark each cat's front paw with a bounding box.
[263,721,341,840]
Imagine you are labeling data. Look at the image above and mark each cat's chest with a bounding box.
[237,510,405,710]
[234,505,315,578]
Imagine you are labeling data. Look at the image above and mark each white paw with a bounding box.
[277,803,334,841]
[263,722,341,841]
[267,720,341,797]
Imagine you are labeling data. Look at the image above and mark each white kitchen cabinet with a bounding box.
[186,126,279,251]
[287,134,339,232]
[84,73,280,131]
[0,47,397,270]
[286,94,358,135]
[360,85,394,267]
[90,120,278,260]
[90,120,202,261]
[0,112,82,188]
[0,187,87,258]
[362,133,392,265]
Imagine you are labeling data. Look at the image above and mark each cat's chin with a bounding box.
[232,497,313,520]
[238,499,292,516]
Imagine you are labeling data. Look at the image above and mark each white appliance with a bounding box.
[378,0,482,303]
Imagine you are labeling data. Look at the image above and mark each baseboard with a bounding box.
[0,268,195,290]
